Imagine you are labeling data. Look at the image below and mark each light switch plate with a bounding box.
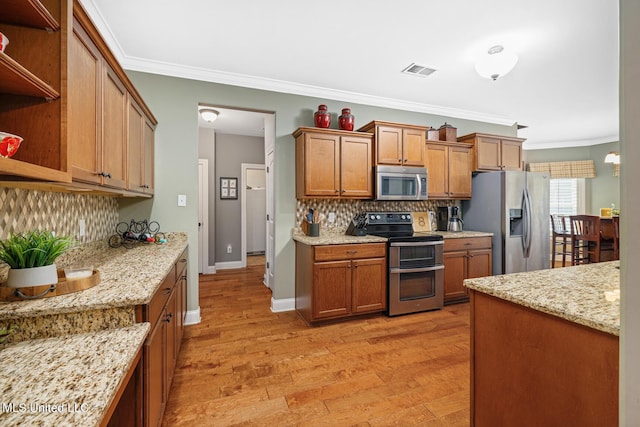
[178,194,187,207]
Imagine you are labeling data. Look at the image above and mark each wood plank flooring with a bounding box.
[162,263,471,426]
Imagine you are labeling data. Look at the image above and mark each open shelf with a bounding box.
[0,156,70,183]
[0,52,59,99]
[0,0,60,31]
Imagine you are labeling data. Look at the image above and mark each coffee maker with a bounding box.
[447,206,463,232]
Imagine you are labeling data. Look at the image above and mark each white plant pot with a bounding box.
[6,264,58,288]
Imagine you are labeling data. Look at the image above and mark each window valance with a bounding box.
[528,160,596,178]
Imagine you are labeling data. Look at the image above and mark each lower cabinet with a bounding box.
[295,242,387,323]
[139,248,188,427]
[444,237,492,304]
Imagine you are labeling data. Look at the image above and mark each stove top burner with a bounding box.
[356,211,443,241]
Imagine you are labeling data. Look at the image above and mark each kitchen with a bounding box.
[0,0,638,426]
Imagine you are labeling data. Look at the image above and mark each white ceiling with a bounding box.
[81,0,619,149]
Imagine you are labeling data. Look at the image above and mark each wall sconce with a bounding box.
[199,108,219,123]
[604,151,620,176]
[475,45,519,81]
[604,151,620,164]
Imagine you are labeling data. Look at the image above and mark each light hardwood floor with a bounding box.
[162,263,471,426]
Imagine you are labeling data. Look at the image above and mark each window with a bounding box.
[549,178,586,217]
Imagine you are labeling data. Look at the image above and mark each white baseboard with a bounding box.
[203,265,216,274]
[216,261,244,270]
[271,297,295,312]
[184,307,201,325]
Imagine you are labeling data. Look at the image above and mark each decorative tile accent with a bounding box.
[0,187,118,243]
[296,199,457,230]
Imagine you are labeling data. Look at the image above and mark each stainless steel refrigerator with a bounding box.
[462,171,550,275]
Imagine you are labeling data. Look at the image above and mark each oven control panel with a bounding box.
[366,212,413,225]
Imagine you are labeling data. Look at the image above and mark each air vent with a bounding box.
[402,63,437,77]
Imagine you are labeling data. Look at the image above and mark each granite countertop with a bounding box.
[464,261,620,336]
[292,228,492,245]
[0,323,149,426]
[0,233,188,321]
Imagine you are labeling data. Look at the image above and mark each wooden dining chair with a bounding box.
[612,216,620,260]
[550,215,572,267]
[570,215,601,265]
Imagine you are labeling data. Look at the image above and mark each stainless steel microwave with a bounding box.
[376,165,428,201]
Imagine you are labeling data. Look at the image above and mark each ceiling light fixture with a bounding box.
[475,45,518,81]
[604,151,620,164]
[199,108,219,122]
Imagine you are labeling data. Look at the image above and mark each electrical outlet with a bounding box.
[328,212,336,224]
[226,244,232,254]
[79,219,86,237]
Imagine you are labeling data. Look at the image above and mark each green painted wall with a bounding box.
[119,71,514,310]
[523,141,620,214]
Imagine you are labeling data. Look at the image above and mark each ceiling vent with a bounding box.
[402,63,437,77]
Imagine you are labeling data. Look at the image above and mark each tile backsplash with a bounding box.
[296,199,457,231]
[0,187,118,243]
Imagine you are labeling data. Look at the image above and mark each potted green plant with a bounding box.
[0,231,74,288]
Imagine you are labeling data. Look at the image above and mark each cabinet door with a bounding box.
[443,250,468,303]
[340,135,372,198]
[376,125,403,165]
[402,128,425,166]
[303,132,340,197]
[448,145,472,198]
[467,248,493,278]
[127,97,144,192]
[165,287,178,398]
[501,139,523,171]
[475,136,502,171]
[102,64,127,188]
[313,260,351,319]
[425,143,448,198]
[69,21,102,184]
[145,316,166,427]
[143,118,155,193]
[351,258,387,313]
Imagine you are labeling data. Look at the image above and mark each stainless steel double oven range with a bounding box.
[361,212,444,316]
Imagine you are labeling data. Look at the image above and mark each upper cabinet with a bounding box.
[457,133,524,171]
[294,127,373,199]
[358,121,427,167]
[0,0,157,195]
[425,140,473,199]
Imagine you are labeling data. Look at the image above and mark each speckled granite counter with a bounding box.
[292,228,492,245]
[0,323,149,426]
[464,261,620,335]
[0,232,188,342]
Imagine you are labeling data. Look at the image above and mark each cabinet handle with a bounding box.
[163,287,171,295]
[164,313,173,322]
[180,258,187,263]
[181,275,187,280]
[346,250,357,255]
[335,189,340,193]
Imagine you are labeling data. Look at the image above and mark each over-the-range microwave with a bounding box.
[375,165,428,201]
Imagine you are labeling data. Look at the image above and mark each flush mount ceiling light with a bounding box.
[199,108,219,123]
[604,151,620,164]
[475,45,518,81]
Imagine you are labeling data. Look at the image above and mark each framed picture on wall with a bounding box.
[220,177,238,200]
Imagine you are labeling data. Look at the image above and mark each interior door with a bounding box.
[266,149,275,288]
[198,159,209,274]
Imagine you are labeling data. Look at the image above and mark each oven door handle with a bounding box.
[390,265,445,274]
[390,241,443,247]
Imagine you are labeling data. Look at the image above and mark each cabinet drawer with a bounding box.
[148,265,176,326]
[175,249,188,281]
[444,237,492,252]
[314,243,386,262]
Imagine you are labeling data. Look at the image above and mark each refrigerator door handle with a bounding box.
[523,188,533,257]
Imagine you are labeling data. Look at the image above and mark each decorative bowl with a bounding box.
[0,32,8,53]
[0,132,23,158]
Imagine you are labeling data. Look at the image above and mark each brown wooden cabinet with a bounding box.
[295,242,387,323]
[425,141,472,199]
[128,97,155,194]
[0,0,157,194]
[443,237,492,304]
[358,121,427,167]
[293,127,373,199]
[457,133,524,171]
[139,248,188,427]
